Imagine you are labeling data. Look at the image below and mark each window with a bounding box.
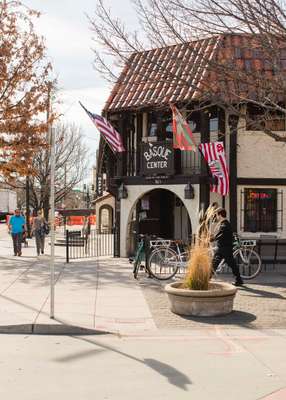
[265,118,286,131]
[148,113,158,137]
[234,47,242,59]
[161,115,173,139]
[149,123,157,137]
[253,49,263,59]
[188,120,197,132]
[245,59,252,72]
[246,105,286,131]
[244,188,277,232]
[210,117,218,132]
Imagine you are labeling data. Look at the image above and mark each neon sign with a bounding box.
[249,192,272,200]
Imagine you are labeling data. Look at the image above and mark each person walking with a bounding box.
[32,211,47,256]
[212,208,244,286]
[8,209,27,256]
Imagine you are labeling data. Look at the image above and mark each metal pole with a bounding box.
[50,125,55,319]
[25,176,31,238]
[66,229,69,264]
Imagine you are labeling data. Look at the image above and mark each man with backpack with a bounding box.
[32,211,49,256]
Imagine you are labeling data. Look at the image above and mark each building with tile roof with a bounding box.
[96,33,286,257]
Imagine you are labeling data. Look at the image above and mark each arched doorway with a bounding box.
[98,205,114,233]
[127,188,192,256]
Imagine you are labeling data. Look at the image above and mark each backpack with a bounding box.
[43,222,50,235]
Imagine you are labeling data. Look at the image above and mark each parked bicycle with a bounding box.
[131,235,189,280]
[214,234,262,280]
[132,233,261,281]
[148,239,189,279]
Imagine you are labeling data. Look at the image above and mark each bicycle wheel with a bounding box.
[234,248,262,279]
[133,248,145,279]
[133,257,140,279]
[174,251,189,276]
[148,247,179,280]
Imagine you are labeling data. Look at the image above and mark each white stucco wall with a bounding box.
[209,192,223,208]
[119,184,200,257]
[237,130,286,178]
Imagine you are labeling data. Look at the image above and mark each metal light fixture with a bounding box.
[184,183,195,199]
[118,183,128,199]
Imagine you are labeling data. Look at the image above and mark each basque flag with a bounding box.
[199,142,229,196]
[171,104,197,151]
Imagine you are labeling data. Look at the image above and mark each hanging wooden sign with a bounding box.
[140,141,174,176]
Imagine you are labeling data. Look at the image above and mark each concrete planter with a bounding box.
[165,281,237,317]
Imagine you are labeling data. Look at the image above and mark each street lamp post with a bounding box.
[83,184,90,208]
[25,176,31,238]
[50,126,55,319]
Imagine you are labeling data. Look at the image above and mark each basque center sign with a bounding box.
[140,142,174,176]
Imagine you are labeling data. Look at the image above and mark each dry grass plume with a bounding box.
[184,204,219,290]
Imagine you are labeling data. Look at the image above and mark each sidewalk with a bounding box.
[1,223,286,335]
[0,224,156,335]
[1,225,286,399]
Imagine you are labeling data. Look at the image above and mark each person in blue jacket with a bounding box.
[8,209,27,256]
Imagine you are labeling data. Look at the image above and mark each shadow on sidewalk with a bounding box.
[55,335,192,391]
[179,310,257,326]
[239,285,285,299]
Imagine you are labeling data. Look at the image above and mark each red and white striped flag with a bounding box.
[80,102,125,153]
[199,142,229,196]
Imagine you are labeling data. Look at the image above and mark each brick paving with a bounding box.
[139,267,286,329]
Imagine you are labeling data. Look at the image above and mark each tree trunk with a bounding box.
[43,197,50,221]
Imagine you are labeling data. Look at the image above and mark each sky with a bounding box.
[24,0,136,178]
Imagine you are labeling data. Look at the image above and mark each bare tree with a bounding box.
[11,123,89,219]
[89,0,286,141]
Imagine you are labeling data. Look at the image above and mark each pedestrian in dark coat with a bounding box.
[212,208,244,286]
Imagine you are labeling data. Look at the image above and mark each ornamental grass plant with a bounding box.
[184,241,212,290]
[184,204,218,290]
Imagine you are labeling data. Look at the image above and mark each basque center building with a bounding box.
[95,34,286,257]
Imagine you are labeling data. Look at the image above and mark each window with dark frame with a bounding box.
[147,113,158,137]
[244,188,277,232]
[246,105,286,131]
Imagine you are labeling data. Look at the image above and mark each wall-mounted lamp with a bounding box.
[118,183,128,199]
[184,183,195,199]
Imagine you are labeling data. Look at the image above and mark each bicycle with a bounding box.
[148,239,189,279]
[214,235,262,280]
[148,234,262,281]
[133,233,261,281]
[132,235,179,280]
[131,235,147,279]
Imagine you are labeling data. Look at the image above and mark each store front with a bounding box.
[238,186,284,237]
[120,185,199,257]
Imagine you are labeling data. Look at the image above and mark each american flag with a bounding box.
[80,102,125,153]
[199,142,229,196]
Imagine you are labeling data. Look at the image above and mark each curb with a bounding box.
[0,324,112,336]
